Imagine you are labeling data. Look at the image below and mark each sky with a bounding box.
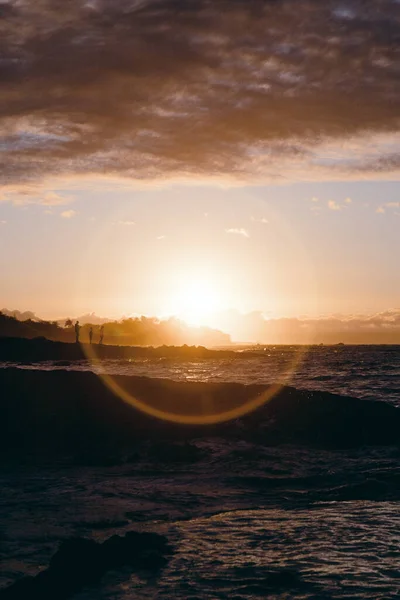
[0,0,399,342]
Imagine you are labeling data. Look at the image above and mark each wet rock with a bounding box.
[1,531,172,600]
[50,536,103,576]
[102,530,171,569]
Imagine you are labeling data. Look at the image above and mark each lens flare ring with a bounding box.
[83,342,308,425]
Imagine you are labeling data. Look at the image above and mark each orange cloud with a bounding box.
[60,209,77,219]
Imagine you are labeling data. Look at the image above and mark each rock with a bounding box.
[102,531,171,569]
[1,531,172,600]
[49,537,104,584]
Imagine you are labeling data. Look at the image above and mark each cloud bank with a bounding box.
[216,309,400,344]
[1,0,400,186]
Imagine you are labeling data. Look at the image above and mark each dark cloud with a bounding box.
[1,0,400,185]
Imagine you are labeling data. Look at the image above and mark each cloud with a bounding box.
[41,192,73,206]
[156,235,166,240]
[225,228,249,238]
[328,200,341,211]
[216,308,400,343]
[0,220,6,224]
[1,0,400,187]
[309,197,321,211]
[0,185,74,206]
[376,201,400,213]
[60,210,77,219]
[117,220,135,226]
[251,216,269,224]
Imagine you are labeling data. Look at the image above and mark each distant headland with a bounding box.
[0,336,245,362]
[0,310,231,348]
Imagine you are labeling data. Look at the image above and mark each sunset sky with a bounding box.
[1,0,399,341]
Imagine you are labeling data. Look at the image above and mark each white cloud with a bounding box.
[117,220,135,226]
[0,220,6,224]
[60,210,77,219]
[157,235,166,240]
[310,197,352,212]
[328,200,341,211]
[376,206,385,213]
[251,216,269,224]
[226,228,249,238]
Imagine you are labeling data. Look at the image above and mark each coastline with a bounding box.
[0,336,255,362]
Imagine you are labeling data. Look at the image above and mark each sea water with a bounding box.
[1,345,399,598]
[2,344,399,405]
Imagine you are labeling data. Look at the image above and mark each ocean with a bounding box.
[3,344,399,405]
[1,344,399,599]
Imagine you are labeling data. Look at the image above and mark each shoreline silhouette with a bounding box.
[0,335,253,362]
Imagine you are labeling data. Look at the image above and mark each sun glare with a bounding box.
[167,275,222,327]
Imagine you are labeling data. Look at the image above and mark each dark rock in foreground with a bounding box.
[1,531,172,600]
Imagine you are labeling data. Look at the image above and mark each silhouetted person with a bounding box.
[74,321,80,344]
[89,327,93,344]
[99,325,104,345]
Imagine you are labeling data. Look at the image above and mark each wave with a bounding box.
[1,366,399,463]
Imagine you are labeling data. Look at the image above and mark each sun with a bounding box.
[167,275,222,327]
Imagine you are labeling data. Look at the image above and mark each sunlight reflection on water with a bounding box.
[1,345,399,405]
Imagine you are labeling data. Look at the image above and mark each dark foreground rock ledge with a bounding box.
[1,531,172,600]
